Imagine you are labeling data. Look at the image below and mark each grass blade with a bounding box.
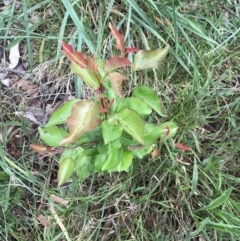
[198,188,233,211]
[189,157,198,197]
[22,0,33,70]
[61,0,94,52]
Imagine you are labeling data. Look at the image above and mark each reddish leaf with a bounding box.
[60,100,100,145]
[104,56,133,73]
[61,42,88,68]
[100,107,108,114]
[109,72,126,98]
[151,148,160,159]
[175,143,192,151]
[30,144,51,153]
[109,22,125,53]
[125,47,139,54]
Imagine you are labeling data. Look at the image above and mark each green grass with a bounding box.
[1,0,240,240]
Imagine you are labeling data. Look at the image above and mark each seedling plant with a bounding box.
[31,23,178,186]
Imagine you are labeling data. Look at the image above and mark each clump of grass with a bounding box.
[1,0,240,240]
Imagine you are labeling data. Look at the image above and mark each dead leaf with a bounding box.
[37,214,51,228]
[45,104,54,114]
[14,111,40,124]
[175,143,192,151]
[8,43,20,69]
[1,78,11,87]
[47,7,55,16]
[49,202,70,241]
[50,194,68,206]
[17,79,38,91]
[151,148,161,159]
[163,125,170,137]
[30,144,50,154]
[3,0,13,6]
[0,73,7,81]
[0,126,14,143]
[14,108,46,124]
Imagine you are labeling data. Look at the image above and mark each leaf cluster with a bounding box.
[31,23,178,186]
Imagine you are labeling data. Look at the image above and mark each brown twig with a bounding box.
[221,4,240,20]
[0,66,27,78]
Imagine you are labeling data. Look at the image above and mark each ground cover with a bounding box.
[0,1,240,240]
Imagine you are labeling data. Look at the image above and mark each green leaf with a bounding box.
[108,150,133,172]
[115,109,145,144]
[85,125,102,141]
[133,45,169,71]
[71,61,100,89]
[117,150,133,172]
[132,145,154,158]
[72,147,85,159]
[38,126,68,147]
[101,120,123,144]
[121,133,138,147]
[75,155,88,170]
[69,147,94,171]
[201,188,233,210]
[117,97,152,115]
[102,149,122,171]
[121,134,153,158]
[132,86,165,116]
[76,161,94,181]
[76,154,95,181]
[59,149,74,163]
[102,139,122,171]
[57,157,75,187]
[45,99,80,127]
[97,141,107,154]
[94,154,108,171]
[60,100,100,145]
[84,148,99,157]
[144,121,178,145]
[59,147,95,183]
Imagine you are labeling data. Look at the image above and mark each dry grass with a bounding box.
[1,0,240,240]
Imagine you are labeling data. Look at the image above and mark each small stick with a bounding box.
[0,66,27,78]
[221,4,240,20]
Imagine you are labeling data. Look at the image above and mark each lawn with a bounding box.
[0,0,240,240]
